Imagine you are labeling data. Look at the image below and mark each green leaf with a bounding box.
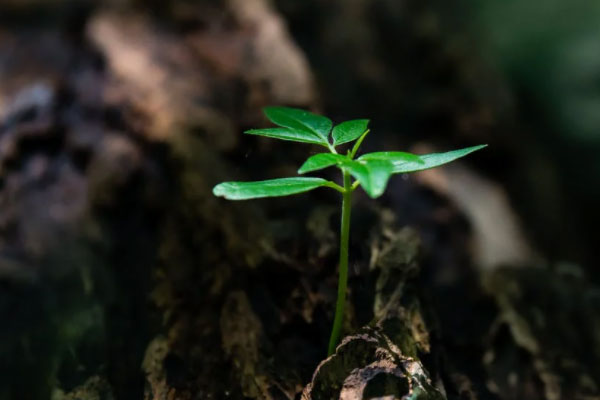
[298,153,348,174]
[299,153,395,198]
[245,128,324,145]
[358,151,424,165]
[388,145,487,174]
[213,177,330,200]
[332,119,369,146]
[264,107,332,143]
[345,159,394,198]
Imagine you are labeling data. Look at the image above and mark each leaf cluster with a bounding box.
[213,107,486,199]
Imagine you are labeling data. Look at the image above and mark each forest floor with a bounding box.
[0,1,598,400]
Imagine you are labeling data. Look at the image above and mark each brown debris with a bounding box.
[412,147,539,270]
[302,226,442,400]
[54,376,114,400]
[88,12,211,141]
[339,359,408,400]
[220,291,299,400]
[89,0,316,142]
[302,328,443,400]
[483,267,600,400]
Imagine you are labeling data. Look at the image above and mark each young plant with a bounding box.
[213,107,486,356]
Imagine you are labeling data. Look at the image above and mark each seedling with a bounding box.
[213,107,486,356]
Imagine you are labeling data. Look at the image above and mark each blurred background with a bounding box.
[0,1,598,399]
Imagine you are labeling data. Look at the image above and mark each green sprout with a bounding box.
[213,107,487,356]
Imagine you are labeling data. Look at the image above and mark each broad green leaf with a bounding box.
[298,153,348,174]
[345,159,394,199]
[388,145,487,174]
[299,153,395,198]
[264,107,332,143]
[213,177,330,200]
[332,119,369,146]
[245,128,324,145]
[358,151,424,165]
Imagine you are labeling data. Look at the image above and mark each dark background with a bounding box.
[0,1,598,399]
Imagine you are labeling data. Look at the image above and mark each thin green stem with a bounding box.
[327,170,352,356]
[349,129,370,159]
[324,181,345,194]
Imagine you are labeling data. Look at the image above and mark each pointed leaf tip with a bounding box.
[388,144,488,174]
[245,127,325,145]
